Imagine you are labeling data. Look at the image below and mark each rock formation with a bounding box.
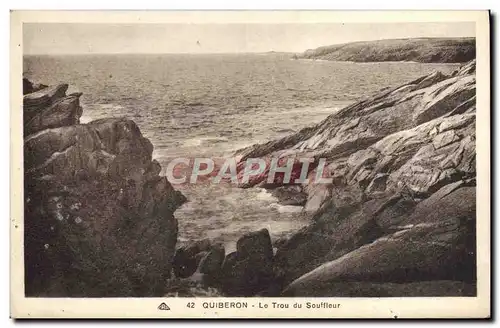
[23,79,186,297]
[235,59,477,296]
[22,57,477,298]
[295,37,476,63]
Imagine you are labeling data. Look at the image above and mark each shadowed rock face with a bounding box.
[236,60,477,296]
[24,93,84,136]
[221,229,275,296]
[23,80,186,297]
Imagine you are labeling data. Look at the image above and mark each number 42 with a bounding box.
[187,302,195,308]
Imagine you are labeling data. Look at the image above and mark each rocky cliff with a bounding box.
[296,38,475,63]
[235,60,477,296]
[23,78,186,297]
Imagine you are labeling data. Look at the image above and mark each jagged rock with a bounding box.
[197,243,225,285]
[281,183,476,297]
[283,218,475,296]
[454,59,476,76]
[269,185,307,206]
[172,239,212,278]
[237,62,476,204]
[220,229,275,296]
[236,228,273,261]
[23,78,48,95]
[24,118,155,181]
[273,194,411,285]
[336,113,476,197]
[414,75,476,125]
[24,167,185,297]
[235,61,476,295]
[23,83,68,112]
[24,95,186,297]
[24,93,84,136]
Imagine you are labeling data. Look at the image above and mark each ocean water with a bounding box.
[23,53,461,252]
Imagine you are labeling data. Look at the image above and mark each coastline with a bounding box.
[21,56,477,298]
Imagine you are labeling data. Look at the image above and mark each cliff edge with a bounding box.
[296,38,475,63]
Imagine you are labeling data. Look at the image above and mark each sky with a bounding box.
[23,22,476,55]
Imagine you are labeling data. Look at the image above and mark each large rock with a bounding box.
[23,78,48,95]
[198,243,225,278]
[413,75,475,125]
[220,229,275,296]
[24,164,186,297]
[24,118,155,181]
[24,93,84,136]
[172,239,212,278]
[24,83,68,113]
[24,84,187,297]
[235,60,477,296]
[236,61,476,207]
[281,184,476,297]
[273,194,413,285]
[269,185,307,206]
[236,228,273,260]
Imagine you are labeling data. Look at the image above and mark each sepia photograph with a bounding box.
[10,10,490,318]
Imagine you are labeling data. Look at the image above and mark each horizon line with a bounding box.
[23,51,296,56]
[22,36,475,56]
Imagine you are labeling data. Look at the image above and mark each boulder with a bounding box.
[24,167,185,297]
[172,239,212,278]
[235,61,476,210]
[23,78,48,95]
[24,118,155,181]
[413,75,476,125]
[281,183,476,297]
[273,195,405,285]
[220,229,275,296]
[269,185,307,206]
[198,242,225,277]
[236,228,273,261]
[23,83,68,112]
[23,92,187,297]
[24,93,84,136]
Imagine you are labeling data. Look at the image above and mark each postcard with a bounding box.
[10,10,490,319]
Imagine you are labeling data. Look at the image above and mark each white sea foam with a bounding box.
[100,104,124,110]
[255,188,278,202]
[182,136,229,147]
[79,115,93,124]
[270,203,304,213]
[25,54,459,249]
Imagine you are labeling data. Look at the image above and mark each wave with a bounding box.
[182,136,229,147]
[80,115,93,124]
[269,203,304,213]
[99,103,124,110]
[255,188,278,202]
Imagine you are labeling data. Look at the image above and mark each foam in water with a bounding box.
[80,115,93,124]
[24,54,461,249]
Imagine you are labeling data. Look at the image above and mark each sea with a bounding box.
[23,53,461,253]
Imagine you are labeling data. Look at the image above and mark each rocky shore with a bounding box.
[295,38,475,63]
[232,59,477,296]
[157,59,477,298]
[23,58,477,298]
